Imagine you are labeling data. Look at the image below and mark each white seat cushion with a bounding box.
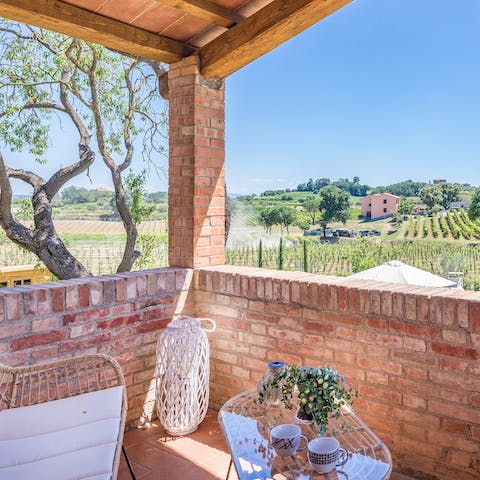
[0,385,123,480]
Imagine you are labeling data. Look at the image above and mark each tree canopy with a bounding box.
[469,188,480,220]
[318,185,351,237]
[419,185,442,210]
[371,180,426,197]
[297,177,368,196]
[419,183,461,211]
[0,20,166,279]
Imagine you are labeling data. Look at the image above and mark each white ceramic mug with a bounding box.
[307,436,349,473]
[270,424,308,457]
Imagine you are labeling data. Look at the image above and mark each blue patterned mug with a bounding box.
[270,424,308,457]
[307,437,349,473]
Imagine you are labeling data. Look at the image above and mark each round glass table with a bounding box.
[218,389,392,480]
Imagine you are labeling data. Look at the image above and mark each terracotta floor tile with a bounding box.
[123,441,194,475]
[149,435,225,465]
[123,422,164,447]
[118,459,151,480]
[121,410,415,480]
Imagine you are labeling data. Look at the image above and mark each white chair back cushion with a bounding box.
[0,385,123,480]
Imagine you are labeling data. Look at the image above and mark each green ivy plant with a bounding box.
[258,364,359,432]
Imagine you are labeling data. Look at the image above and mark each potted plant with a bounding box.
[258,364,359,433]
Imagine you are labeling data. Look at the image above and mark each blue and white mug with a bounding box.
[307,436,349,473]
[270,424,308,457]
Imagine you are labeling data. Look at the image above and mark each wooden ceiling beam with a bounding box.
[158,0,243,28]
[0,0,191,63]
[199,0,354,78]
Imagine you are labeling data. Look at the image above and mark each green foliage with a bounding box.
[398,197,415,215]
[297,177,330,192]
[438,214,449,237]
[295,214,311,231]
[258,239,263,268]
[404,217,413,237]
[331,178,369,196]
[438,183,461,209]
[277,236,284,270]
[258,206,298,233]
[422,217,429,237]
[413,218,420,237]
[297,177,369,196]
[0,21,166,164]
[15,198,33,221]
[318,185,351,235]
[124,170,155,225]
[445,212,461,239]
[431,215,441,238]
[302,196,320,224]
[420,185,442,210]
[134,233,158,270]
[440,253,465,276]
[469,189,480,220]
[303,239,308,272]
[61,186,95,204]
[225,238,480,290]
[390,211,403,226]
[258,364,358,432]
[370,180,426,197]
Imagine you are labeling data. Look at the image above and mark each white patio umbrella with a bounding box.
[350,260,458,288]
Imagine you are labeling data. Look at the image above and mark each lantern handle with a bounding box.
[198,317,216,332]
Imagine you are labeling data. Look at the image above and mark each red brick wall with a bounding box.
[1,264,479,478]
[194,265,480,480]
[0,268,194,428]
[168,56,226,268]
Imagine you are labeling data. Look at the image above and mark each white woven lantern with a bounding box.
[155,315,216,436]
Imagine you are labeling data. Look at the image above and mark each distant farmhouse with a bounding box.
[433,178,447,185]
[450,201,471,210]
[361,193,400,220]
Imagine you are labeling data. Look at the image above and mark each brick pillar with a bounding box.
[168,56,225,268]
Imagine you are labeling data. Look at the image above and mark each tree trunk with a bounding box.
[0,149,92,280]
[0,188,91,280]
[32,185,91,278]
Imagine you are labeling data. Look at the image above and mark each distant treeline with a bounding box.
[259,178,478,198]
[12,186,167,206]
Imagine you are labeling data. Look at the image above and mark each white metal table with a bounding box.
[218,389,392,480]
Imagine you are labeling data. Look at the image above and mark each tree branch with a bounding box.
[118,62,135,171]
[45,144,95,199]
[0,151,36,250]
[59,61,90,145]
[6,167,45,188]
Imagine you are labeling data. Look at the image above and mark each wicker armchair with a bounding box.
[0,353,128,480]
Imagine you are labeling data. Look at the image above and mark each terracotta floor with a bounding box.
[119,410,415,480]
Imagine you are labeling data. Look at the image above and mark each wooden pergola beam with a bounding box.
[199,0,354,78]
[0,0,190,63]
[158,0,243,28]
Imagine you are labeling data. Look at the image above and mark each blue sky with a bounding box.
[6,0,480,195]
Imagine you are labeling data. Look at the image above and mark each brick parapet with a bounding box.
[0,264,478,478]
[195,265,480,480]
[0,268,195,429]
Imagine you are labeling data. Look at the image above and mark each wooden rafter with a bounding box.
[158,0,243,28]
[199,0,354,78]
[0,0,190,63]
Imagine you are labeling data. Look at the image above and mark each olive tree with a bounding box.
[0,21,166,279]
